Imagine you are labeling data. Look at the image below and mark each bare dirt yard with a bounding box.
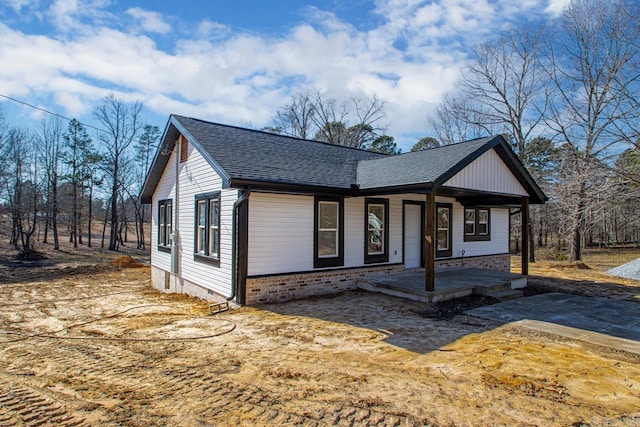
[1,242,640,426]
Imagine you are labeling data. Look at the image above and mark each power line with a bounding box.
[0,93,106,134]
[0,93,162,147]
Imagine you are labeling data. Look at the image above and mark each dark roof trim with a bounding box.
[229,178,434,197]
[140,115,232,204]
[229,179,355,197]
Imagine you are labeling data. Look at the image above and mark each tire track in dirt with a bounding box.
[0,376,86,426]
[2,339,426,426]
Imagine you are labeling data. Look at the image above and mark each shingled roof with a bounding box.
[140,115,546,204]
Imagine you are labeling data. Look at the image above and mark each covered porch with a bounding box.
[358,267,527,303]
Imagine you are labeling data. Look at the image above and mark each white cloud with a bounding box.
[125,7,171,34]
[545,0,571,16]
[0,0,564,150]
[197,19,230,39]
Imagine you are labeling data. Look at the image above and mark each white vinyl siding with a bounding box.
[452,203,509,257]
[248,193,425,276]
[248,193,314,275]
[150,139,237,297]
[444,149,528,196]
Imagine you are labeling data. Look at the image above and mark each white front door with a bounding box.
[404,204,421,268]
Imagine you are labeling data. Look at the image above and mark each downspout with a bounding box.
[228,188,251,303]
[171,137,181,287]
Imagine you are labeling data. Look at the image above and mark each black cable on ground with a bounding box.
[0,304,236,343]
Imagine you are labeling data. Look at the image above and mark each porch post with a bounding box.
[521,196,529,275]
[425,192,435,291]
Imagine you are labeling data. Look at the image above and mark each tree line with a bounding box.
[0,94,159,256]
[267,0,640,262]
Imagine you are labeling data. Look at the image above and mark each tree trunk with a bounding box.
[109,163,119,251]
[569,181,587,262]
[87,185,93,248]
[102,197,110,249]
[72,181,78,248]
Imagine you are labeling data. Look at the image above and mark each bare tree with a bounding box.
[5,128,40,255]
[312,92,387,148]
[38,118,63,250]
[543,0,640,261]
[427,93,497,145]
[457,27,548,157]
[269,90,388,149]
[268,90,316,139]
[94,94,143,251]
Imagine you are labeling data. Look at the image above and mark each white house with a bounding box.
[140,115,546,305]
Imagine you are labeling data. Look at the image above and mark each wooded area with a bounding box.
[0,94,159,256]
[0,0,638,263]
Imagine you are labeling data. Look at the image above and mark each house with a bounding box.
[140,115,546,305]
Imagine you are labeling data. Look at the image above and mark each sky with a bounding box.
[0,0,571,151]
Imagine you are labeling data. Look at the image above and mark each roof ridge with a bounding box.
[171,114,389,157]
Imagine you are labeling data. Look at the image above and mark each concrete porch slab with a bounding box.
[358,268,526,303]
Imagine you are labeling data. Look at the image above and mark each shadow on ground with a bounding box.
[256,289,502,354]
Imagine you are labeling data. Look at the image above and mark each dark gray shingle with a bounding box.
[175,115,384,189]
[356,137,495,189]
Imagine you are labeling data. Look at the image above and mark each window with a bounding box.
[314,197,344,268]
[157,199,172,252]
[464,207,491,241]
[194,192,221,264]
[365,198,389,264]
[436,203,452,258]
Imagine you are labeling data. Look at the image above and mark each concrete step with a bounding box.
[487,289,523,301]
[473,282,512,296]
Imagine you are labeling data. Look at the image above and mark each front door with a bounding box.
[404,203,422,268]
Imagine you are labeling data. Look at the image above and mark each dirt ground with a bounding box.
[1,243,640,426]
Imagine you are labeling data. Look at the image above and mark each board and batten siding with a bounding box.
[444,149,528,196]
[151,140,237,297]
[247,192,513,277]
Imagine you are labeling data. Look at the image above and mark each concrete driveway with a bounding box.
[466,292,640,355]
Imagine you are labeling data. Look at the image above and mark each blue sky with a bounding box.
[0,0,570,150]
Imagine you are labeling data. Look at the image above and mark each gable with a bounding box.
[443,149,528,196]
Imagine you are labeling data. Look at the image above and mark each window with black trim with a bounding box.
[365,198,389,264]
[314,196,344,268]
[194,192,221,264]
[436,203,452,257]
[157,199,172,252]
[464,207,491,241]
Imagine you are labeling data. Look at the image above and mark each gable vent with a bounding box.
[179,135,188,163]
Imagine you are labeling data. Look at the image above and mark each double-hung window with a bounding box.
[436,203,452,257]
[157,199,172,252]
[194,192,221,265]
[464,207,491,241]
[365,198,389,264]
[314,197,344,268]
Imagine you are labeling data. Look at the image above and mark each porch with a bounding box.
[358,267,527,303]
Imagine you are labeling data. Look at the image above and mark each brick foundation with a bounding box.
[435,253,510,272]
[246,264,405,304]
[246,254,510,304]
